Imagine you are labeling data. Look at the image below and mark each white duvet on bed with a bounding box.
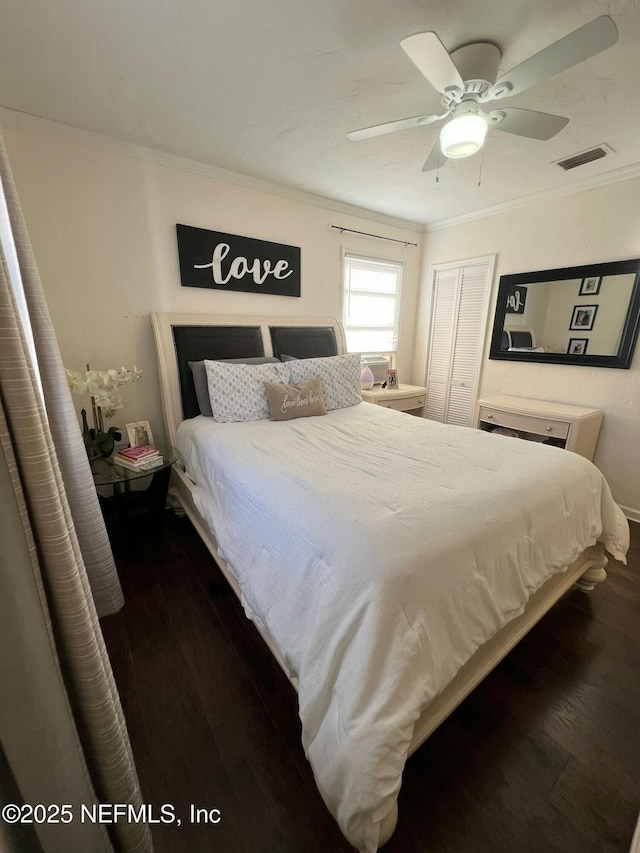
[176,403,628,852]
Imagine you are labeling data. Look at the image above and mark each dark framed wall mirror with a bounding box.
[489,258,640,368]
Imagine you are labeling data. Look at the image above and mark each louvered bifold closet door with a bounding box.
[425,268,458,422]
[425,259,492,426]
[446,263,490,426]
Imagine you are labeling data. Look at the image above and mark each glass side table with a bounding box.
[91,442,179,528]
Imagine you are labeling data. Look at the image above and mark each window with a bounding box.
[0,174,43,399]
[342,253,403,353]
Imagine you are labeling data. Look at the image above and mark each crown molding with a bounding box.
[426,160,640,231]
[7,106,638,237]
[0,107,424,235]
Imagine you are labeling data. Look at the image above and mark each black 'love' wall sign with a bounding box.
[176,224,301,297]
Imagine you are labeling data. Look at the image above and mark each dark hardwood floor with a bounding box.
[100,515,640,853]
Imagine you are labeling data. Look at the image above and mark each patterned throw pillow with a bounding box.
[264,377,327,421]
[190,357,281,417]
[204,360,289,422]
[286,354,362,411]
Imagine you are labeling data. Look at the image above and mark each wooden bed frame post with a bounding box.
[575,563,608,591]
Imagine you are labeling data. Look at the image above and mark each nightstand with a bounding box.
[91,442,179,528]
[361,384,427,416]
[475,395,603,460]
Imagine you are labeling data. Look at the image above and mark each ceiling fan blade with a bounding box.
[488,15,618,99]
[488,108,569,140]
[347,113,442,141]
[422,141,447,173]
[401,32,464,94]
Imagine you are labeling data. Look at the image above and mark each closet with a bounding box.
[424,256,494,426]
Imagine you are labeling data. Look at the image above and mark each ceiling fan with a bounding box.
[347,16,618,172]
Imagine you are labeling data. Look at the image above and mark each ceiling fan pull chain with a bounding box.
[477,145,485,187]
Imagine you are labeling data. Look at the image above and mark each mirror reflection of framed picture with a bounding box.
[570,304,598,331]
[505,285,527,313]
[579,276,602,296]
[568,338,588,355]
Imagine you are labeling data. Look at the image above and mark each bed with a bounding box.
[150,311,629,852]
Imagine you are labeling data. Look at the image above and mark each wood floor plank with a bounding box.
[570,594,640,643]
[422,694,572,800]
[537,590,634,665]
[108,539,251,853]
[626,641,640,667]
[548,756,638,853]
[410,741,594,853]
[509,623,640,720]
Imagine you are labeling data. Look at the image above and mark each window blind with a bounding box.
[342,254,403,353]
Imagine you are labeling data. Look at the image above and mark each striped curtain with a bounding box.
[0,125,152,852]
[0,127,124,617]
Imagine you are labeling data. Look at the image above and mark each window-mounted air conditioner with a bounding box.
[361,356,390,385]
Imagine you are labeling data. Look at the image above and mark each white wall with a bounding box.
[540,274,634,356]
[415,177,640,514]
[3,120,423,444]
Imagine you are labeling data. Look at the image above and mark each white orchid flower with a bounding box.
[65,364,143,421]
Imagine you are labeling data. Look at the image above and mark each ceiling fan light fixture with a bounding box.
[439,114,488,159]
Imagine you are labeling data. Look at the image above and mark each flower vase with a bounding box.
[96,433,116,458]
[81,408,100,461]
[94,425,122,458]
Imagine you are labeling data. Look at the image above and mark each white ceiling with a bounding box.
[2,0,639,227]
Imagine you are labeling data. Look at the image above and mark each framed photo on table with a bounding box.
[386,369,399,390]
[126,420,154,448]
[570,304,598,331]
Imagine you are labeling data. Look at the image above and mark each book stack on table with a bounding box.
[113,445,164,472]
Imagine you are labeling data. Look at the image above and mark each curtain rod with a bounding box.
[330,225,418,247]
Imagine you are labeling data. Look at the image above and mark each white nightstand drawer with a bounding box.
[475,396,602,460]
[360,384,427,415]
[478,406,570,439]
[379,395,426,412]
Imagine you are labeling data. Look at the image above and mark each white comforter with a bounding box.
[176,403,628,852]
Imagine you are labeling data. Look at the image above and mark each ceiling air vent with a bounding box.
[555,144,613,171]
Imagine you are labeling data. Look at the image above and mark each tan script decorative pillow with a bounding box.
[264,376,327,421]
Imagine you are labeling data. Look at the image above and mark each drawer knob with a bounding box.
[546,426,552,432]
[487,414,494,419]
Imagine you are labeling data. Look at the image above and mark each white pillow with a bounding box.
[204,360,290,422]
[286,354,362,411]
